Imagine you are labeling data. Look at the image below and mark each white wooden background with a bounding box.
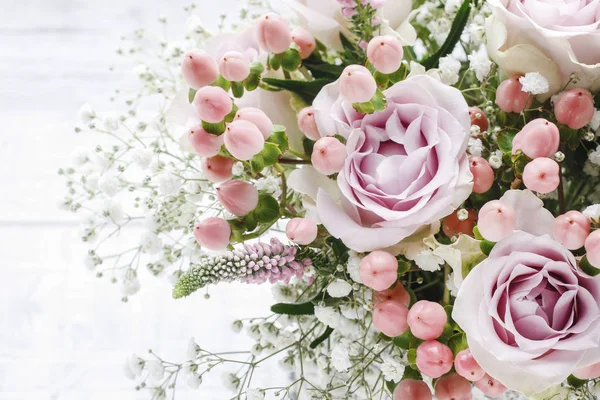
[0,1,278,398]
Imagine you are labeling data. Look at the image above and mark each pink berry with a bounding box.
[554,88,595,129]
[291,27,316,59]
[585,229,600,268]
[286,218,318,245]
[522,157,560,194]
[435,373,473,400]
[373,284,411,308]
[574,362,600,379]
[224,120,265,161]
[407,300,447,340]
[477,200,517,242]
[393,379,432,400]
[495,76,532,113]
[188,125,223,157]
[367,35,403,74]
[194,217,231,250]
[442,209,477,238]
[469,107,489,132]
[216,180,259,216]
[553,211,590,250]
[256,13,292,54]
[339,65,377,103]
[512,118,560,159]
[373,299,409,337]
[193,86,233,123]
[218,51,250,82]
[469,156,495,194]
[235,107,273,139]
[201,155,234,183]
[311,137,346,175]
[416,340,454,379]
[181,49,219,89]
[454,349,485,381]
[359,250,398,291]
[475,374,507,397]
[297,106,321,140]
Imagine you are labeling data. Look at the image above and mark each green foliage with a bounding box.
[580,256,600,277]
[352,89,387,114]
[202,120,226,135]
[310,326,334,348]
[448,332,468,355]
[497,130,517,153]
[188,88,197,103]
[262,77,330,104]
[303,53,345,80]
[231,81,244,98]
[250,143,282,174]
[480,239,496,256]
[271,301,315,315]
[282,48,302,72]
[567,374,587,389]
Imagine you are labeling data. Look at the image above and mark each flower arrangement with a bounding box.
[61,0,600,398]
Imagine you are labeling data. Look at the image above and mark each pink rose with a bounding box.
[453,231,600,394]
[294,75,473,252]
[487,0,600,97]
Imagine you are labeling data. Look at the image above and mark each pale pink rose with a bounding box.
[303,75,473,252]
[453,231,600,394]
[486,0,600,97]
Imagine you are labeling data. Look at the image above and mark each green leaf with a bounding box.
[262,77,330,104]
[497,130,517,154]
[267,127,289,153]
[282,48,302,72]
[473,225,484,240]
[188,88,197,103]
[448,332,468,356]
[405,286,417,307]
[401,366,422,381]
[352,89,387,114]
[252,193,280,223]
[250,143,282,174]
[397,259,411,276]
[310,326,334,348]
[567,374,587,389]
[202,120,226,135]
[407,349,417,365]
[271,302,315,315]
[480,239,496,256]
[214,75,231,91]
[374,71,389,86]
[303,137,315,157]
[393,329,414,349]
[231,81,244,98]
[580,255,600,276]
[243,213,258,232]
[385,380,397,394]
[303,56,345,80]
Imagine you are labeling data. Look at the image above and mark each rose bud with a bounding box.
[359,250,398,291]
[512,118,560,159]
[286,217,318,245]
[188,125,223,157]
[442,208,477,238]
[373,283,410,307]
[469,106,489,132]
[297,106,321,140]
[235,107,273,139]
[181,49,219,89]
[201,155,234,183]
[194,217,231,250]
[475,374,507,398]
[393,379,432,400]
[553,211,590,250]
[554,88,595,129]
[311,137,346,175]
[585,229,600,268]
[434,373,472,400]
[223,120,265,161]
[469,156,495,194]
[373,299,409,337]
[415,340,454,379]
[256,12,292,54]
[454,348,485,381]
[367,35,404,74]
[218,51,250,82]
[574,362,600,379]
[193,86,233,123]
[477,200,517,242]
[496,76,532,113]
[216,180,259,216]
[407,300,448,340]
[522,157,560,194]
[339,65,377,103]
[291,27,316,59]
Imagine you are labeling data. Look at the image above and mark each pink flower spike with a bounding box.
[477,200,517,242]
[522,157,560,194]
[585,230,600,268]
[256,13,292,54]
[496,76,532,113]
[554,88,595,129]
[192,86,232,123]
[454,348,485,381]
[194,217,231,250]
[224,120,265,161]
[188,125,223,157]
[407,300,448,340]
[393,379,432,400]
[434,373,472,400]
[235,107,273,139]
[181,49,219,89]
[416,340,454,378]
[512,118,560,159]
[475,374,507,397]
[218,51,250,82]
[469,156,495,194]
[367,35,404,74]
[359,250,398,291]
[297,106,321,140]
[291,27,316,59]
[311,137,347,175]
[373,299,409,337]
[201,155,234,183]
[339,65,377,103]
[553,211,590,250]
[216,180,259,216]
[286,218,318,245]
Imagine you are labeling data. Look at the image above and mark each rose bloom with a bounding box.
[487,0,600,96]
[453,231,600,395]
[290,75,473,252]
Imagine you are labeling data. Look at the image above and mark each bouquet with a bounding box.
[61,0,600,398]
